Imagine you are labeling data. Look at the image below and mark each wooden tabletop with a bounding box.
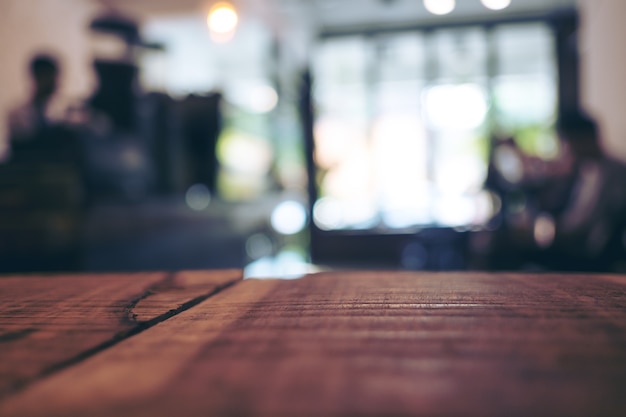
[1,270,625,417]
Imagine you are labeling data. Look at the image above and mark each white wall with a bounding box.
[579,0,626,161]
[0,0,97,154]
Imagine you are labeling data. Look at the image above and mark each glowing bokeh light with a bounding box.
[424,83,487,130]
[481,0,511,11]
[423,0,456,15]
[185,184,211,210]
[534,213,555,248]
[494,145,524,184]
[249,84,278,113]
[227,82,278,114]
[313,197,343,231]
[244,250,315,279]
[208,3,238,33]
[246,233,273,259]
[271,200,307,235]
[218,132,273,175]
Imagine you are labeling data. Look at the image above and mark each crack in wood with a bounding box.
[0,277,238,400]
[121,272,178,326]
[0,328,37,344]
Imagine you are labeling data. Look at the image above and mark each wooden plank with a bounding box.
[1,271,626,417]
[0,269,241,398]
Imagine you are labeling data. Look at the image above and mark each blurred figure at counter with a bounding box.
[7,53,64,143]
[5,52,85,160]
[1,52,86,273]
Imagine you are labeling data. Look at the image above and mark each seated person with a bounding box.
[485,111,626,271]
[547,111,626,266]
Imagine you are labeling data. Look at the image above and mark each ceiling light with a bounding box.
[207,2,238,41]
[423,0,456,16]
[481,0,511,11]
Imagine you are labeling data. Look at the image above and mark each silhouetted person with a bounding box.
[8,54,62,143]
[486,111,626,271]
[180,92,222,196]
[6,53,84,163]
[547,111,626,267]
[1,54,87,272]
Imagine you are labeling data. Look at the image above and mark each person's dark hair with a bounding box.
[557,109,604,158]
[556,110,598,142]
[30,54,59,78]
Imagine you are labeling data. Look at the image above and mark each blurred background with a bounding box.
[1,0,625,277]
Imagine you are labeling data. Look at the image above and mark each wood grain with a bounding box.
[0,269,240,398]
[1,271,626,417]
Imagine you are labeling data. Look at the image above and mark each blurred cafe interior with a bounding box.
[0,0,625,277]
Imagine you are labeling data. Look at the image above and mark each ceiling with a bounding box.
[291,0,577,30]
[105,0,578,33]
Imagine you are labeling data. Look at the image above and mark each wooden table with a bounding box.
[1,270,625,416]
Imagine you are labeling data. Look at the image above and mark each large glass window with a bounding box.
[424,27,489,227]
[313,37,374,229]
[492,23,558,158]
[312,22,557,232]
